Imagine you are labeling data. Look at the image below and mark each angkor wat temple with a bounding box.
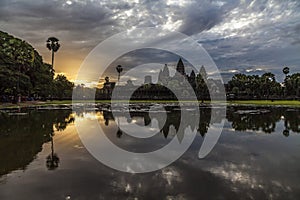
[96,58,223,100]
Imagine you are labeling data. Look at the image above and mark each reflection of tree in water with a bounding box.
[46,111,74,170]
[54,113,75,131]
[226,106,300,135]
[116,128,123,138]
[102,111,122,138]
[284,109,300,133]
[46,137,60,170]
[103,110,113,126]
[198,107,212,137]
[283,129,290,137]
[0,109,74,176]
[226,106,281,133]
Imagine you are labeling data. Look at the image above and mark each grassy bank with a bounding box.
[228,100,300,106]
[1,99,300,109]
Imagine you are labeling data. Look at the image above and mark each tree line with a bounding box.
[0,31,73,102]
[226,69,300,100]
[72,68,300,101]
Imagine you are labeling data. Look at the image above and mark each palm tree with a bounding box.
[115,65,123,137]
[116,65,123,82]
[283,67,290,78]
[46,37,60,69]
[283,67,290,98]
[117,128,123,138]
[46,137,60,170]
[105,76,109,83]
[283,129,289,137]
[261,72,276,99]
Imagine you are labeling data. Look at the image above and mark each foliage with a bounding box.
[196,70,209,102]
[285,73,300,97]
[53,74,74,99]
[228,72,283,99]
[0,109,74,175]
[0,31,73,101]
[46,37,60,52]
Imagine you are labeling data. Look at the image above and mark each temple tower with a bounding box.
[176,58,185,75]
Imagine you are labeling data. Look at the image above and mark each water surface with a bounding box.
[0,105,300,199]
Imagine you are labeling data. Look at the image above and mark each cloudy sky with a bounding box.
[1,0,299,83]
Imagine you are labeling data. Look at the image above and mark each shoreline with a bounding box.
[1,100,300,109]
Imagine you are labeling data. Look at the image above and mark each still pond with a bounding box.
[0,104,300,199]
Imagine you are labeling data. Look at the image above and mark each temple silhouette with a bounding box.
[81,58,224,100]
[157,58,197,90]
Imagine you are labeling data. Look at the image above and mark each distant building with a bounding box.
[176,58,185,75]
[158,58,196,90]
[97,76,116,99]
[97,58,223,100]
[158,64,170,85]
[126,79,134,87]
[144,75,152,84]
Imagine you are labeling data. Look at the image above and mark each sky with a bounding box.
[0,0,300,84]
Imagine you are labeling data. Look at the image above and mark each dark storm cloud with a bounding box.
[178,0,239,35]
[2,1,114,33]
[0,0,121,57]
[0,0,299,82]
[0,1,113,27]
[197,0,300,81]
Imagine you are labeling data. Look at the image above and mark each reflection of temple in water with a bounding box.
[101,105,300,139]
[1,106,300,178]
[102,106,213,139]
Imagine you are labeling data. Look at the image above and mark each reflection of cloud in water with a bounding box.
[207,162,258,186]
[161,167,182,186]
[205,161,296,199]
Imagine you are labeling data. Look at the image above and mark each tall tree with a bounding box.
[116,65,123,82]
[0,31,35,101]
[285,73,300,97]
[283,67,290,98]
[46,37,60,70]
[196,71,209,103]
[54,74,74,100]
[46,137,60,170]
[261,72,275,99]
[283,67,290,78]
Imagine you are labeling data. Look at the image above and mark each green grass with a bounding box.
[228,100,300,106]
[43,100,210,104]
[1,99,300,109]
[35,99,300,107]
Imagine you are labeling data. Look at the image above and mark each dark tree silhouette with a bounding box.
[46,137,60,170]
[283,67,290,77]
[283,129,289,137]
[283,67,290,98]
[116,65,123,82]
[46,37,60,69]
[116,128,123,138]
[105,76,109,83]
[115,65,123,136]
